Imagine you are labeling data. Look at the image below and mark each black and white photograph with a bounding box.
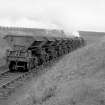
[0,0,105,105]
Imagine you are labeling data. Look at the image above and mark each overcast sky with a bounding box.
[0,0,105,32]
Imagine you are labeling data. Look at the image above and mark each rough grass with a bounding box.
[9,37,105,105]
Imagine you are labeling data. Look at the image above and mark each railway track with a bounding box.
[0,71,22,87]
[0,72,24,99]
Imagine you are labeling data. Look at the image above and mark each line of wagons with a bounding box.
[4,35,86,72]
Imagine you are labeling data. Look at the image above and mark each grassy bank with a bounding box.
[9,37,105,105]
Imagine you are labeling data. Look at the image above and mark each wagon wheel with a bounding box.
[33,57,38,68]
[59,47,64,56]
[24,62,28,72]
[53,51,57,59]
[42,54,47,65]
[45,54,49,63]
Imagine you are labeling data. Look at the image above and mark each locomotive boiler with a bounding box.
[5,34,86,72]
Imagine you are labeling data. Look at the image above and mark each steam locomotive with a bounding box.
[5,34,86,72]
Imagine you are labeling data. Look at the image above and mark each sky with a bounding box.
[0,0,105,32]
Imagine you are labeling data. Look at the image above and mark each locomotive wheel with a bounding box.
[42,55,47,65]
[37,57,43,66]
[59,49,64,56]
[33,57,38,68]
[53,51,57,59]
[24,62,28,72]
[30,58,38,69]
[27,59,34,70]
[9,61,16,72]
[48,54,53,61]
[62,47,67,54]
[27,62,31,70]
